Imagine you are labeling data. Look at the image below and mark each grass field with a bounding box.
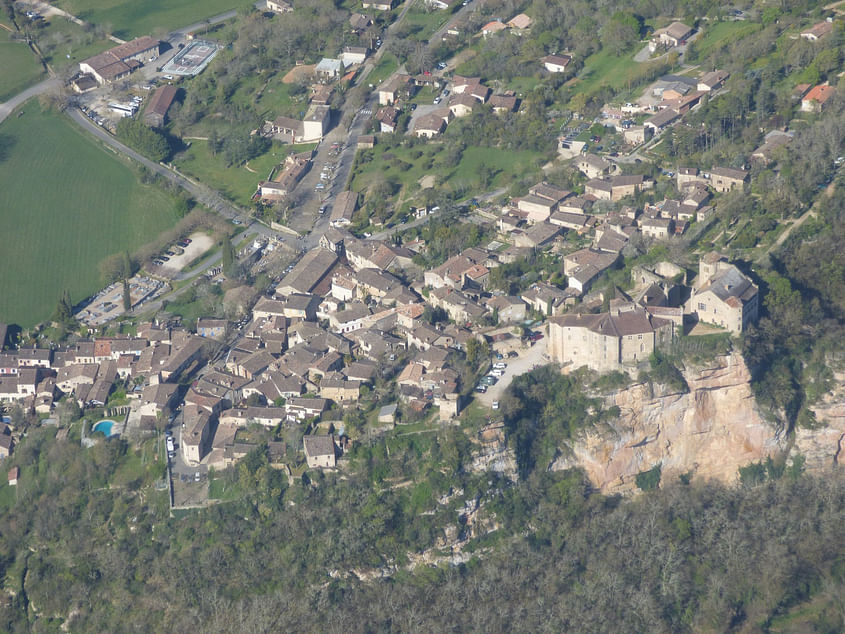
[401,8,450,42]
[32,17,113,72]
[573,48,646,95]
[689,21,760,61]
[351,142,545,202]
[0,107,180,327]
[0,33,45,101]
[367,53,399,87]
[54,0,243,39]
[173,140,316,205]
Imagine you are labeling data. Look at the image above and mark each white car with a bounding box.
[491,369,504,377]
[492,401,499,410]
[166,437,175,453]
[493,362,507,370]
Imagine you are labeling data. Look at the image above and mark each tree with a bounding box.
[600,12,641,56]
[54,290,73,324]
[115,119,171,162]
[222,234,234,274]
[122,279,131,311]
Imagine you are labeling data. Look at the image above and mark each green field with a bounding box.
[351,142,545,201]
[690,21,760,61]
[0,106,180,327]
[31,17,113,71]
[0,33,45,101]
[367,53,399,87]
[173,140,316,205]
[573,48,647,95]
[54,0,243,39]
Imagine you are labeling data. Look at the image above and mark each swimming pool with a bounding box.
[92,420,118,437]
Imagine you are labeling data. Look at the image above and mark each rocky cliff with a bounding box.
[551,353,786,493]
[799,371,845,469]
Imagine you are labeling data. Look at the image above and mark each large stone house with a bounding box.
[688,253,759,334]
[548,302,674,373]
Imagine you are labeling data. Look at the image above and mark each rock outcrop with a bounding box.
[551,353,785,493]
[799,371,845,468]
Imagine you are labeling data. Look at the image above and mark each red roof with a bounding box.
[803,84,835,105]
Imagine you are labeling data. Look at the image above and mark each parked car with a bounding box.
[194,472,201,482]
[166,437,175,453]
[508,350,518,358]
[475,385,487,393]
[493,362,507,370]
[159,255,170,261]
[492,401,499,410]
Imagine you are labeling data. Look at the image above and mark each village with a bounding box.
[0,0,840,506]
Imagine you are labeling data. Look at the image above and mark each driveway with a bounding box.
[475,335,549,407]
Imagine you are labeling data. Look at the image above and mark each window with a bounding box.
[638,334,643,340]
[698,302,707,311]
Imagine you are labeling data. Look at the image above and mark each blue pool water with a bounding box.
[92,420,117,437]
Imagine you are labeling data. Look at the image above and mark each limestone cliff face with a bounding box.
[551,353,784,493]
[799,371,845,469]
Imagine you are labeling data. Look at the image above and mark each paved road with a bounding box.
[0,77,59,125]
[68,107,291,242]
[170,9,238,37]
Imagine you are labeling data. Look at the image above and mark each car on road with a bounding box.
[433,97,441,104]
[319,205,327,214]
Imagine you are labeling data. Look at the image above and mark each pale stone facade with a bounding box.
[548,303,674,373]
